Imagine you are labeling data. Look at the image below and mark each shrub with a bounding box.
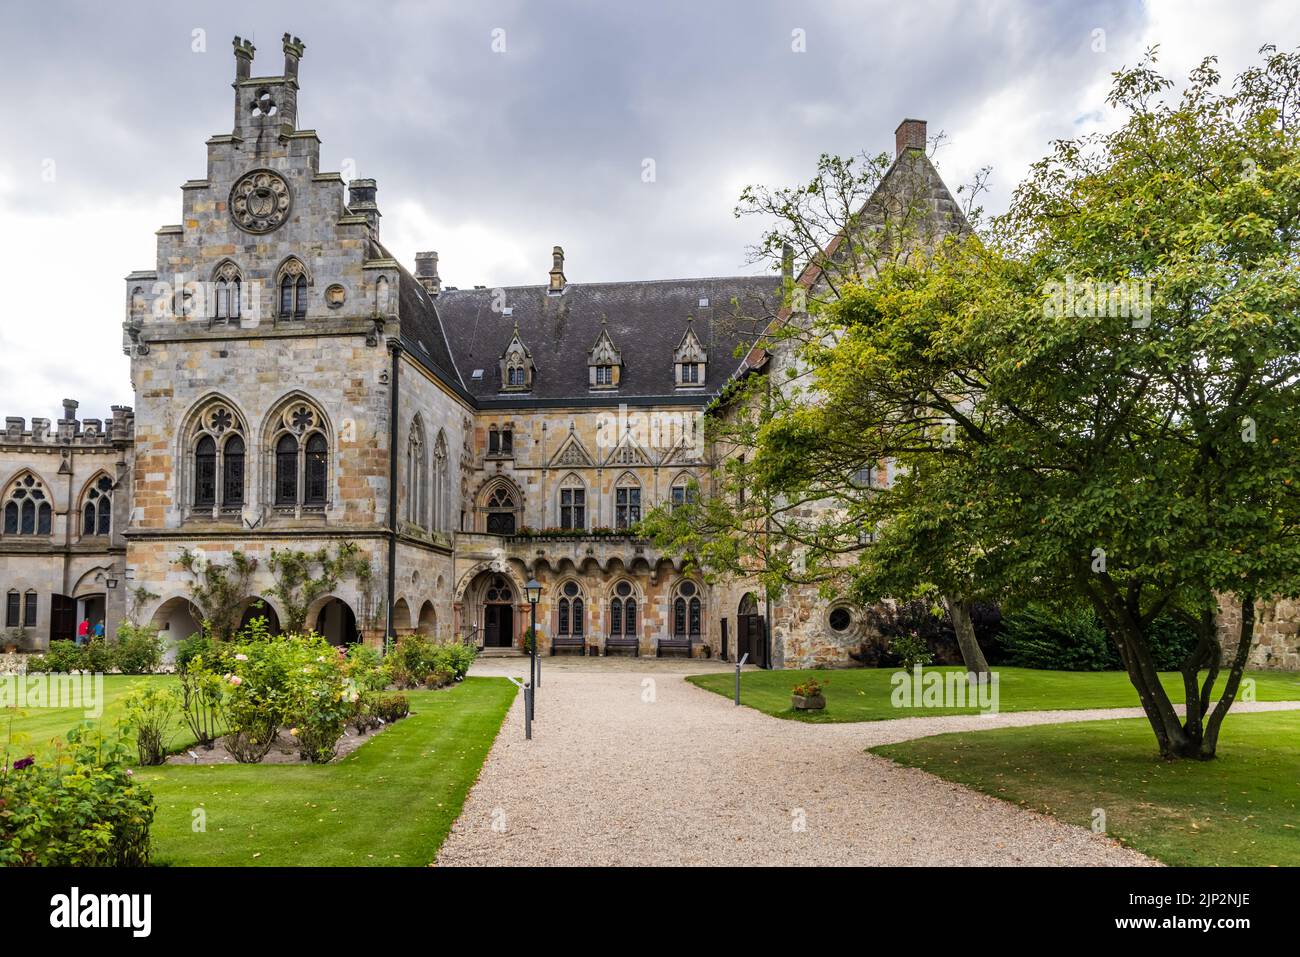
[0,725,155,867]
[80,639,116,674]
[889,632,934,669]
[387,635,475,687]
[424,665,455,689]
[123,686,180,765]
[856,600,1002,667]
[998,605,1115,671]
[372,692,410,724]
[176,631,219,671]
[114,624,165,675]
[177,656,225,749]
[40,640,85,673]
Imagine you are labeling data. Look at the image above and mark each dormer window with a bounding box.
[587,318,622,390]
[500,324,535,392]
[673,317,707,389]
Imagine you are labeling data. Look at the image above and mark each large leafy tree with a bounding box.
[748,46,1300,759]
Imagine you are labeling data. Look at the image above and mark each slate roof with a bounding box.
[370,239,468,396]
[434,275,781,406]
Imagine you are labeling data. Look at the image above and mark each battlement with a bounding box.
[2,401,134,447]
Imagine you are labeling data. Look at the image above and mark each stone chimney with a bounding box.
[415,251,441,296]
[548,246,566,294]
[282,33,305,81]
[895,118,927,158]
[348,179,380,235]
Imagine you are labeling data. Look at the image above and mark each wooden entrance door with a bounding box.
[484,604,514,647]
[738,613,767,668]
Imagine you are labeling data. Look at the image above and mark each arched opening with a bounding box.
[314,597,360,646]
[483,483,519,535]
[471,571,515,647]
[150,596,203,664]
[76,593,107,641]
[737,592,767,669]
[418,600,437,637]
[393,598,412,635]
[238,598,281,635]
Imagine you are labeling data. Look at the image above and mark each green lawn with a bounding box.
[138,677,515,866]
[1,674,192,762]
[3,675,517,866]
[689,666,1300,722]
[872,710,1300,866]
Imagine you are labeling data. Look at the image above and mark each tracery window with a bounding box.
[82,475,114,536]
[557,581,584,637]
[672,580,702,639]
[609,580,637,637]
[277,259,309,319]
[2,474,52,536]
[189,401,245,512]
[270,401,329,509]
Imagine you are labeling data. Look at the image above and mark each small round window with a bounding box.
[615,581,632,598]
[563,581,579,598]
[828,607,852,632]
[679,580,697,597]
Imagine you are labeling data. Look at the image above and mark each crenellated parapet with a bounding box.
[1,401,134,449]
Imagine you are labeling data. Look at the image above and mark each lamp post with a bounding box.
[525,578,542,714]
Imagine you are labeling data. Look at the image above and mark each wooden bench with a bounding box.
[656,637,692,657]
[604,637,640,657]
[550,636,586,656]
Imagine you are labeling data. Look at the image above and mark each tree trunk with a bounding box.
[946,596,991,680]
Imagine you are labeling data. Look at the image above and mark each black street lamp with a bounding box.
[525,577,542,711]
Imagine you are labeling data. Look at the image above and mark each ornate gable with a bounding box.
[550,429,595,468]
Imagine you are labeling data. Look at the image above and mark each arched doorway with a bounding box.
[481,574,514,647]
[238,598,281,635]
[150,596,203,664]
[315,598,360,646]
[482,482,520,535]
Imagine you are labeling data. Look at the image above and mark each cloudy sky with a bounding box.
[0,0,1295,420]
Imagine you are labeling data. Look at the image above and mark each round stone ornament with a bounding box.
[229,169,292,233]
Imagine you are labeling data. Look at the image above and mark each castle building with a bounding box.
[0,33,1002,668]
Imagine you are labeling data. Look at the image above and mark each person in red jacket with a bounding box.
[76,618,90,646]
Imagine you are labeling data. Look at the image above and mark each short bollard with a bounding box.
[524,682,533,740]
[735,653,749,706]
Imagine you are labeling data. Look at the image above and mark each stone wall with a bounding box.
[1218,596,1300,671]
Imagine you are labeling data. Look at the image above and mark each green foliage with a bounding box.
[176,641,230,749]
[387,634,476,689]
[176,549,258,641]
[0,725,155,867]
[113,623,165,674]
[1000,605,1199,672]
[122,686,180,765]
[999,606,1116,671]
[791,677,828,698]
[267,542,372,633]
[888,633,934,670]
[31,640,83,673]
[371,693,410,724]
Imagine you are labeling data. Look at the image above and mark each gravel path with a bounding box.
[437,660,1300,866]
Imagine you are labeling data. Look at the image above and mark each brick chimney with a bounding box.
[895,118,927,158]
[415,251,441,296]
[548,246,566,294]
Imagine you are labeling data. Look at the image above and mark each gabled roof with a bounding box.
[436,275,779,406]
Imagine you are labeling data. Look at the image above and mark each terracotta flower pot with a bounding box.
[792,694,825,711]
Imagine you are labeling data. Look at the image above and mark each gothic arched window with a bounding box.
[2,473,52,537]
[188,400,246,513]
[81,474,114,537]
[671,473,698,511]
[269,399,330,511]
[484,483,518,535]
[673,580,701,638]
[406,418,427,527]
[609,580,637,637]
[557,581,584,637]
[614,473,641,530]
[277,259,309,319]
[558,475,586,530]
[212,262,243,322]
